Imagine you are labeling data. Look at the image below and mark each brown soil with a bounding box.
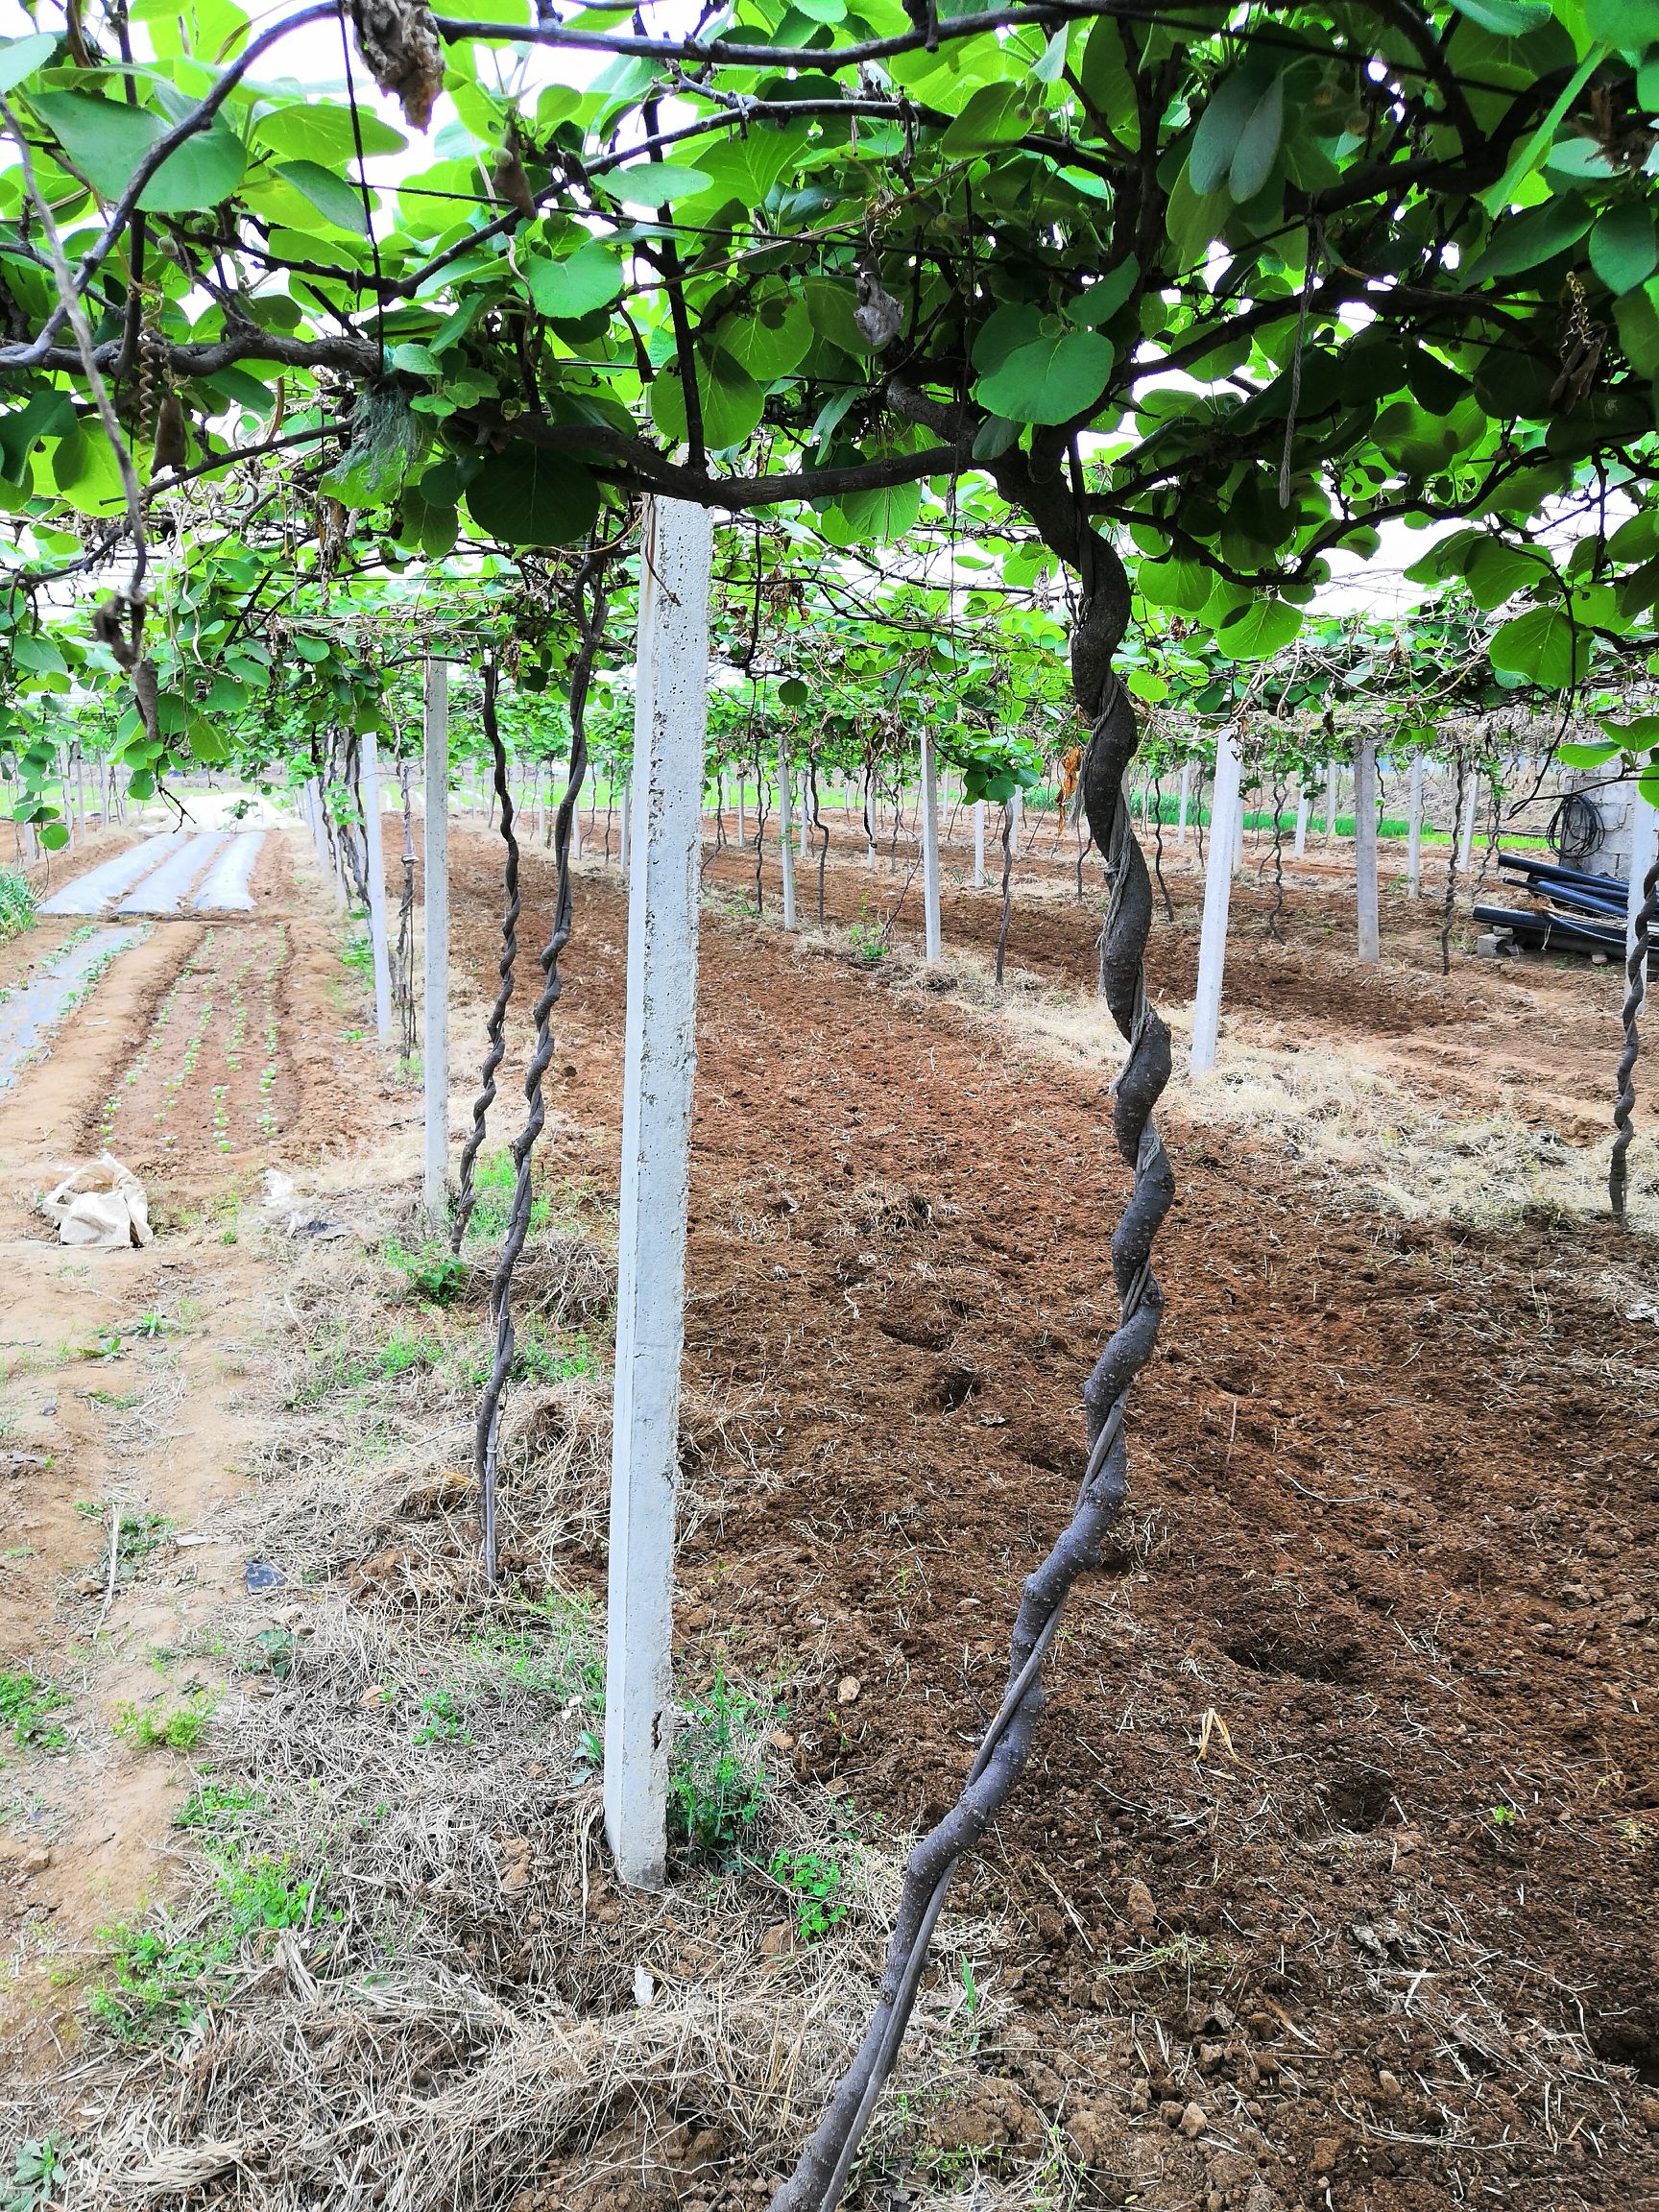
[0,830,382,2051]
[441,826,1659,2210]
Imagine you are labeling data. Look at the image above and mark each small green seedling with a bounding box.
[384,1238,468,1305]
[412,1689,471,1745]
[668,1671,778,1859]
[112,1699,213,1753]
[0,1670,70,1753]
[767,1845,847,1943]
[4,2135,63,2212]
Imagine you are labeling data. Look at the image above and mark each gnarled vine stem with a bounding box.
[472,563,611,1591]
[768,449,1173,2212]
[1611,850,1659,1225]
[450,660,519,1262]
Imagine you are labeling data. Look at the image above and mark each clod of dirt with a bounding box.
[1125,1875,1156,1937]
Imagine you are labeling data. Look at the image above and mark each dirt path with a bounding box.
[443,829,1659,2210]
[0,830,384,2054]
[3,807,1653,2207]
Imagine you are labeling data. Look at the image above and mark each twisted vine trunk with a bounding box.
[1150,769,1173,926]
[473,567,609,1589]
[450,661,519,1264]
[395,760,418,1060]
[1611,851,1659,1225]
[1266,773,1286,940]
[1439,746,1466,978]
[767,516,1173,2212]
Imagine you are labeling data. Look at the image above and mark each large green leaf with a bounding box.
[1213,597,1304,661]
[1079,16,1141,148]
[649,352,765,450]
[1190,69,1270,197]
[714,293,813,380]
[604,161,712,208]
[974,330,1114,425]
[523,240,625,320]
[29,90,161,200]
[942,84,1029,156]
[1447,0,1552,30]
[1228,74,1284,203]
[252,104,407,161]
[1488,603,1588,687]
[1590,202,1658,294]
[0,34,58,93]
[1464,193,1592,283]
[275,159,371,235]
[1463,537,1549,609]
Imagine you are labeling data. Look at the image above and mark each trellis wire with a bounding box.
[1611,851,1659,1225]
[768,517,1172,2212]
[450,659,520,1262]
[472,565,610,1592]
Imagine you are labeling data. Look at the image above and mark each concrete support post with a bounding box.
[422,660,450,1223]
[921,724,942,962]
[606,499,711,1893]
[361,731,394,1043]
[1324,762,1337,844]
[1293,785,1310,858]
[973,799,986,889]
[1178,760,1192,846]
[1356,734,1381,965]
[1407,754,1425,900]
[777,736,798,930]
[1190,723,1244,1076]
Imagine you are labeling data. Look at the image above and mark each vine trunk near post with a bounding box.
[770,448,1175,2212]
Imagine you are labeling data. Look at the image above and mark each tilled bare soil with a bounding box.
[444,824,1659,2212]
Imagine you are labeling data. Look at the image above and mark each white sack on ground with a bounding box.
[41,1153,154,1248]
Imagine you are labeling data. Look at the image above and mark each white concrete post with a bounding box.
[1233,780,1246,874]
[1178,760,1192,846]
[777,736,798,930]
[606,498,710,1894]
[1191,723,1243,1075]
[422,661,450,1222]
[974,798,986,889]
[1293,784,1310,857]
[1324,762,1337,844]
[361,731,394,1043]
[619,774,631,881]
[921,725,942,962]
[1407,755,1425,900]
[1355,734,1381,965]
